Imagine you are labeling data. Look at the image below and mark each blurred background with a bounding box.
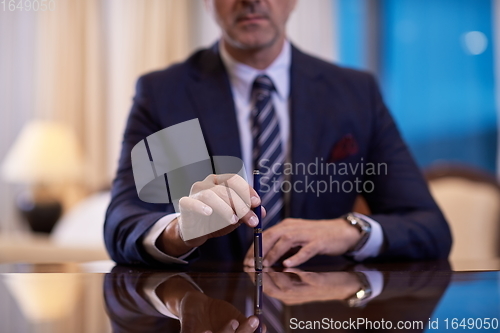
[0,0,499,265]
[0,1,500,331]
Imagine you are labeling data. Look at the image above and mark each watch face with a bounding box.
[354,215,371,232]
[347,288,373,307]
[344,214,372,252]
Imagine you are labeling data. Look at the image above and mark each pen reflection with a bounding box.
[103,263,451,333]
[254,272,263,333]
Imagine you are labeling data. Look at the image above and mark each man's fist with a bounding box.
[178,174,260,243]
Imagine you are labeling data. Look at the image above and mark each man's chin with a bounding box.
[229,34,279,51]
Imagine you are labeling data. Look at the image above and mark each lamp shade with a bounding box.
[1,121,84,184]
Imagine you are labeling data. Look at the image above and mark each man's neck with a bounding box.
[221,37,286,70]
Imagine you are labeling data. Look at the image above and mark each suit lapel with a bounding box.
[289,46,327,218]
[187,45,242,160]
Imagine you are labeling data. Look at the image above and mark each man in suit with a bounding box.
[104,0,452,267]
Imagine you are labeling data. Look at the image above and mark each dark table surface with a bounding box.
[1,259,500,333]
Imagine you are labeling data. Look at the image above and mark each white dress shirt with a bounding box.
[142,40,383,263]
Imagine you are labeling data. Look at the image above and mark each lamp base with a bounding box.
[17,195,62,234]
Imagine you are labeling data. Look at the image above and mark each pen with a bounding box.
[254,271,263,333]
[253,170,263,271]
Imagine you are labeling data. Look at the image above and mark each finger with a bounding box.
[215,174,260,208]
[244,267,275,277]
[260,226,286,262]
[190,174,219,194]
[280,268,311,285]
[239,207,261,228]
[260,272,283,298]
[178,196,213,216]
[244,242,255,267]
[283,243,318,267]
[268,271,299,290]
[245,270,255,283]
[192,189,239,225]
[260,206,267,218]
[263,235,296,266]
[283,268,321,285]
[282,267,305,274]
[242,206,267,230]
[219,319,240,333]
[211,185,254,222]
[235,316,259,333]
[178,196,218,242]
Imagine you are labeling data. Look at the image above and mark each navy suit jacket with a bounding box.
[104,43,452,266]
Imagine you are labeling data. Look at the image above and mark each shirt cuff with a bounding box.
[142,273,203,319]
[142,213,197,264]
[349,213,384,261]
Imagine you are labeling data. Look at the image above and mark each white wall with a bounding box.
[0,10,38,233]
[288,0,338,62]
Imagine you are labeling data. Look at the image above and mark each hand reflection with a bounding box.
[246,268,362,306]
[157,275,264,333]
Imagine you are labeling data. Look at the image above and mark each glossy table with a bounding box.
[1,259,500,333]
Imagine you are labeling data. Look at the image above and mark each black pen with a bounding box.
[254,271,263,333]
[253,170,263,271]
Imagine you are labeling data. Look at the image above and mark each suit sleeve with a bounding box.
[104,75,176,265]
[362,75,452,260]
[103,269,182,332]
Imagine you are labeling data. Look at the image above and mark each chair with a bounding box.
[425,164,500,263]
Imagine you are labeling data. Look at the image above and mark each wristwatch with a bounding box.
[345,272,373,307]
[343,213,372,253]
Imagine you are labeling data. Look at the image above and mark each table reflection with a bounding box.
[4,260,500,333]
[103,263,451,333]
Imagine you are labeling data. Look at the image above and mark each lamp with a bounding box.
[1,120,84,233]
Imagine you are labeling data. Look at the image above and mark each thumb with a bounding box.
[244,243,255,267]
[282,244,318,267]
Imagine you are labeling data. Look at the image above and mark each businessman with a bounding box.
[104,0,452,267]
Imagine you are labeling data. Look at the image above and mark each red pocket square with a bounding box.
[329,134,359,162]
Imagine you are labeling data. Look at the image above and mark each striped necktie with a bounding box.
[251,75,284,228]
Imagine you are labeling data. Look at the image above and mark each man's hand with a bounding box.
[245,268,362,305]
[179,291,262,333]
[244,218,361,267]
[158,174,265,257]
[158,275,263,333]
